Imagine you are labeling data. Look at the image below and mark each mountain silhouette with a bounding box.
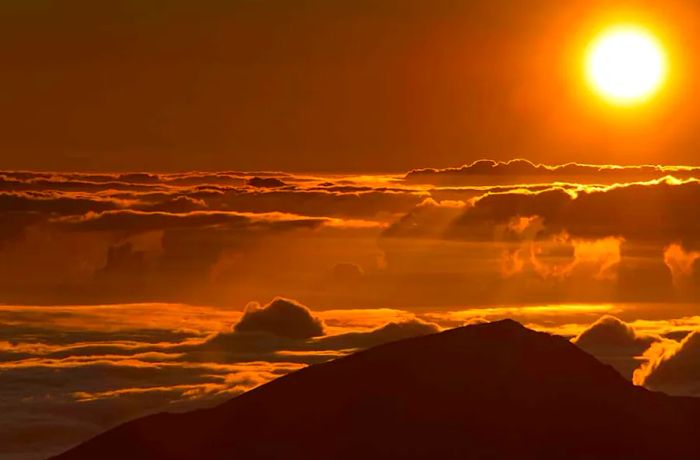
[53,320,700,460]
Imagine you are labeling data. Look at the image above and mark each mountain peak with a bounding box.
[54,320,700,460]
[464,317,527,332]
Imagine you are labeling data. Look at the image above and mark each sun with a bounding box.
[585,25,668,106]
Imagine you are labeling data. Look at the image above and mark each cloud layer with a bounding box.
[3,162,700,306]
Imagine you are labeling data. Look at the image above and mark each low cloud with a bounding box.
[313,318,440,350]
[572,315,661,379]
[636,331,700,396]
[234,298,325,340]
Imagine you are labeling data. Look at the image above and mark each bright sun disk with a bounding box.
[585,25,667,106]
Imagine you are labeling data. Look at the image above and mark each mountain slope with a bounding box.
[53,320,700,460]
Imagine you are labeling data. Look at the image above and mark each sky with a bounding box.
[6,1,700,459]
[2,0,700,172]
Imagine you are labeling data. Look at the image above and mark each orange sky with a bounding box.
[8,2,700,458]
[2,0,700,172]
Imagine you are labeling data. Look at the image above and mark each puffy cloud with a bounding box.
[569,237,623,280]
[169,300,442,367]
[233,298,325,340]
[446,177,700,246]
[572,316,660,379]
[663,243,700,286]
[529,235,623,281]
[637,331,700,396]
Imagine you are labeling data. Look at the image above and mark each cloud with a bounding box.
[663,243,700,286]
[529,235,624,281]
[207,188,425,221]
[233,298,325,340]
[0,191,123,214]
[246,177,288,188]
[366,177,700,303]
[572,315,660,379]
[313,318,440,350]
[175,301,441,366]
[445,177,700,246]
[0,359,299,460]
[0,171,427,222]
[636,331,700,396]
[3,163,700,307]
[405,159,700,186]
[135,196,209,213]
[52,210,327,234]
[383,197,467,239]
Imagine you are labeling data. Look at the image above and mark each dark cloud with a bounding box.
[444,178,700,247]
[135,196,208,213]
[405,159,700,186]
[572,316,659,379]
[0,171,423,227]
[246,177,288,188]
[233,298,325,340]
[206,189,425,220]
[52,210,325,234]
[642,331,700,396]
[0,191,122,215]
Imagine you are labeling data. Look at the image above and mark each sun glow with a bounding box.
[585,25,667,106]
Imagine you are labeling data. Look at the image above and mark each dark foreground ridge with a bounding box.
[53,320,700,460]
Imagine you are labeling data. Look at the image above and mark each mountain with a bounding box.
[53,320,700,460]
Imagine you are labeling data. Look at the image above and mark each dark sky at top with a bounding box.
[1,0,698,172]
